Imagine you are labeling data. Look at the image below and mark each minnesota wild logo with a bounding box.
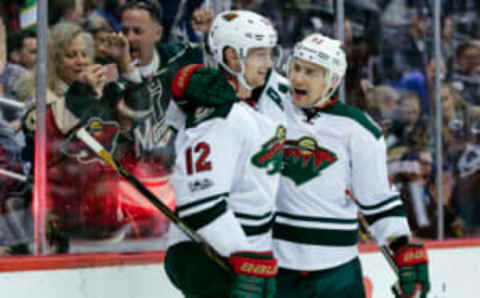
[63,118,120,164]
[251,126,286,174]
[222,12,239,21]
[282,136,337,185]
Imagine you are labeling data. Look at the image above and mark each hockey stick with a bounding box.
[74,126,232,273]
[357,211,399,275]
[357,211,416,297]
[348,191,423,298]
[0,168,31,183]
[346,191,398,272]
[0,96,26,110]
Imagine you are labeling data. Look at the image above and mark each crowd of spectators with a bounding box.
[0,0,480,256]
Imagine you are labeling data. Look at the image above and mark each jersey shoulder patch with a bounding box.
[323,102,383,139]
[185,103,234,128]
[263,71,289,110]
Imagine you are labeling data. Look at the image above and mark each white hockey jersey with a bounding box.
[273,98,411,271]
[167,102,285,257]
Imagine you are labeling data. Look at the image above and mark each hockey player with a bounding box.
[165,9,289,146]
[206,10,288,119]
[165,64,284,297]
[166,10,289,132]
[273,33,430,298]
[164,10,289,298]
[165,11,290,165]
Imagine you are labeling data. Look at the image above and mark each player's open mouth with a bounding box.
[293,88,307,101]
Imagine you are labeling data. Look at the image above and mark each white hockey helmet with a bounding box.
[208,10,277,90]
[291,33,347,107]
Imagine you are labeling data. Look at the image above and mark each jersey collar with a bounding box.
[302,97,339,122]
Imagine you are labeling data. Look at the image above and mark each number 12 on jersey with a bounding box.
[185,142,212,175]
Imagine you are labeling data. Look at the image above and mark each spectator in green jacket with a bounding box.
[105,0,206,160]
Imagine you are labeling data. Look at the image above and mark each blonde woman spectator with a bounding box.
[23,22,118,251]
[23,22,172,252]
[21,22,103,122]
[46,22,107,104]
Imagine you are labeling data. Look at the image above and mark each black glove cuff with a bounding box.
[389,236,409,252]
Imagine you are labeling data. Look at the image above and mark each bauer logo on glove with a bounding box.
[390,238,430,298]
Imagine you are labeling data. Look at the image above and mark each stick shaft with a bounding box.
[346,190,399,275]
[0,168,28,182]
[75,127,232,273]
[357,213,399,275]
[0,96,26,109]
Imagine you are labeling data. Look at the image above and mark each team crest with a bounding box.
[282,136,337,185]
[251,126,286,174]
[222,12,239,21]
[62,118,120,164]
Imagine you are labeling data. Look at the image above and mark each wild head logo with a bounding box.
[222,12,239,21]
[251,126,286,175]
[63,118,120,164]
[282,137,337,185]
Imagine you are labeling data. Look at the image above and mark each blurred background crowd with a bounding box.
[0,0,479,257]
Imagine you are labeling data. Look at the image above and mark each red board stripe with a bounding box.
[359,238,480,253]
[0,251,165,273]
[0,238,479,273]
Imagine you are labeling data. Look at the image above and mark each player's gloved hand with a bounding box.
[228,251,277,298]
[171,64,237,112]
[390,237,430,298]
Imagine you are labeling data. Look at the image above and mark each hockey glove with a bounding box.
[390,237,430,298]
[171,64,237,112]
[228,251,278,298]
